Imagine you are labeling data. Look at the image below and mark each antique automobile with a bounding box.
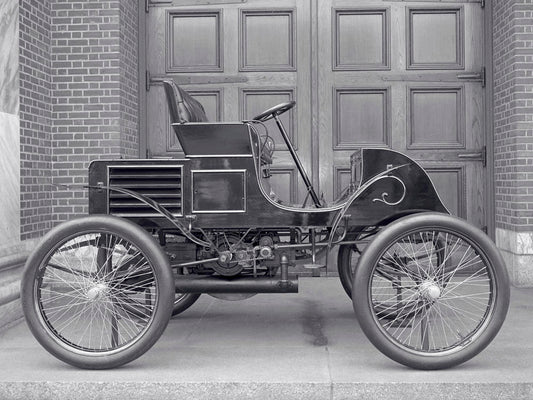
[21,80,510,371]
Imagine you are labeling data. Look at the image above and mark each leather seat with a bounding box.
[162,79,273,166]
[162,79,208,123]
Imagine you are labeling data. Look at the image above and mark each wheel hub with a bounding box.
[86,282,109,301]
[419,280,441,300]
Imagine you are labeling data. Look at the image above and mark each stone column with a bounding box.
[0,0,23,328]
[493,0,533,287]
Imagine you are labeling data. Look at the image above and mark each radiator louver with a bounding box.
[107,165,183,217]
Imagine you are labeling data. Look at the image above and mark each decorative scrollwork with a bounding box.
[372,175,407,206]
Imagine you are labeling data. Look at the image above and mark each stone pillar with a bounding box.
[0,0,20,249]
[0,0,23,328]
[493,0,533,287]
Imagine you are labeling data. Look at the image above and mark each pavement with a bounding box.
[0,277,532,400]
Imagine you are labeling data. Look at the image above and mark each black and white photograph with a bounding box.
[0,0,532,399]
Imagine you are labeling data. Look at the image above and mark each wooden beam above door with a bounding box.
[146,0,246,12]
[146,71,248,91]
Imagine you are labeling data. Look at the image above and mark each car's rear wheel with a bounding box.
[172,293,200,316]
[337,228,377,298]
[353,213,510,370]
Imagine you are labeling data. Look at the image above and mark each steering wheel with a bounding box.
[252,101,296,122]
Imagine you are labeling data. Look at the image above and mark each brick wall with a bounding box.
[19,0,53,240]
[493,0,533,232]
[493,0,533,286]
[50,0,122,223]
[19,0,139,233]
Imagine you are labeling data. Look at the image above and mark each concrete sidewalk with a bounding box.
[0,277,532,400]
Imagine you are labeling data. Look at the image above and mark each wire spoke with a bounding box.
[369,228,494,355]
[35,231,159,353]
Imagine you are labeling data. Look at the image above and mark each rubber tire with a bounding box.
[352,213,510,370]
[338,230,378,299]
[21,215,175,369]
[337,244,358,298]
[172,293,201,317]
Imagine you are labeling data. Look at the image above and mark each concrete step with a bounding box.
[0,381,531,400]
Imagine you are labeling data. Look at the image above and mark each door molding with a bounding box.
[484,0,495,238]
[139,0,148,158]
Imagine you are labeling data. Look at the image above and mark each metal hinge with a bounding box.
[458,145,486,167]
[480,0,485,8]
[145,0,173,12]
[457,67,485,88]
[145,70,167,91]
[145,70,152,91]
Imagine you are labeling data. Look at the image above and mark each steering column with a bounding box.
[253,101,321,208]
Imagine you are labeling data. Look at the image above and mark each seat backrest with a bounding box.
[162,79,208,123]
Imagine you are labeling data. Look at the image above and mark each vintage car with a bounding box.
[20,80,510,371]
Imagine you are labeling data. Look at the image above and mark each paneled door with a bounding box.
[316,0,487,228]
[145,0,313,204]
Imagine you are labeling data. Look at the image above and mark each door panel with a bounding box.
[239,9,296,71]
[167,10,223,72]
[333,9,389,70]
[407,8,464,69]
[425,165,466,217]
[333,88,390,148]
[407,85,465,149]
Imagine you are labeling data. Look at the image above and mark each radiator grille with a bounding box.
[107,165,183,217]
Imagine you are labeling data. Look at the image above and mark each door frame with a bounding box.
[484,0,495,239]
[138,0,148,159]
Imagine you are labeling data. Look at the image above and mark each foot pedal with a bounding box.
[303,264,325,269]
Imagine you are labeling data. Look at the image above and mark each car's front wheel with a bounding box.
[21,215,175,369]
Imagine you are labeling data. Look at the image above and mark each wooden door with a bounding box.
[145,0,312,204]
[144,0,487,227]
[316,0,487,228]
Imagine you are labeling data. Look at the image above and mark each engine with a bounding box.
[162,230,281,278]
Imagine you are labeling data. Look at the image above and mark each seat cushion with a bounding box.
[163,80,208,123]
[177,86,208,122]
